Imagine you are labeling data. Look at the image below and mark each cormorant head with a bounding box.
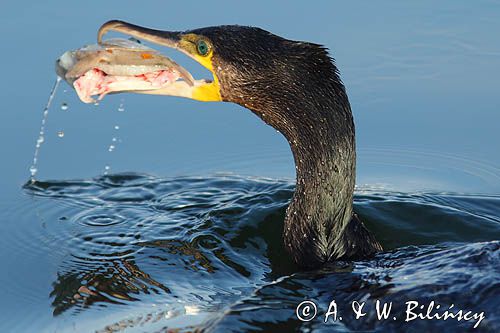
[97,20,344,124]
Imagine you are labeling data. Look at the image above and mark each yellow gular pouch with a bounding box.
[179,34,222,102]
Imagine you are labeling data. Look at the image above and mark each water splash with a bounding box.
[29,77,62,182]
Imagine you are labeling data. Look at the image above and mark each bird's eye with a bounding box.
[197,40,210,56]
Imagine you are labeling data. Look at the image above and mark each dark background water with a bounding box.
[1,1,499,332]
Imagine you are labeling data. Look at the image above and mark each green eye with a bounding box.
[197,40,209,56]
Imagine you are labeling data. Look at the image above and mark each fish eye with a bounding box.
[197,40,210,56]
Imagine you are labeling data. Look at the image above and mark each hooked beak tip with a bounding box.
[97,20,181,49]
[98,20,127,44]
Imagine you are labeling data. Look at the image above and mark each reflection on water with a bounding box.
[1,1,500,331]
[13,174,499,331]
[51,258,171,316]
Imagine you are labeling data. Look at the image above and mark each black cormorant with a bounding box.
[97,20,383,269]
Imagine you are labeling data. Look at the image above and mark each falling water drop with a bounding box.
[29,166,38,178]
[61,102,68,111]
[29,77,61,182]
[118,100,125,112]
[57,131,65,138]
[104,123,121,175]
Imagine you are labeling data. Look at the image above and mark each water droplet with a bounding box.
[117,101,125,112]
[57,131,64,138]
[29,166,37,176]
[105,165,110,170]
[112,137,117,142]
[108,145,115,152]
[94,102,99,106]
[114,125,120,130]
[60,102,68,111]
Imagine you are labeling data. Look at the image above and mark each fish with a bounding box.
[56,38,194,103]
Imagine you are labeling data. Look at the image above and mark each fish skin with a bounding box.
[56,38,194,85]
[66,49,180,78]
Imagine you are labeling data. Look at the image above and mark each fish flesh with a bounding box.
[56,38,194,103]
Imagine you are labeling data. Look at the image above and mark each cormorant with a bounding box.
[97,20,383,269]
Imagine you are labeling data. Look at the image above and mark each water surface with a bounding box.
[6,174,499,332]
[1,1,499,332]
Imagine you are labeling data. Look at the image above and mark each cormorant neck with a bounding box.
[243,87,357,268]
[213,36,370,267]
[286,119,356,268]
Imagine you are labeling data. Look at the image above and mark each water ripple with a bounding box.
[11,174,499,331]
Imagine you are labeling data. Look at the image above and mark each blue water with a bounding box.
[1,1,499,332]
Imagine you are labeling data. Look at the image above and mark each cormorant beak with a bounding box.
[97,20,222,102]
